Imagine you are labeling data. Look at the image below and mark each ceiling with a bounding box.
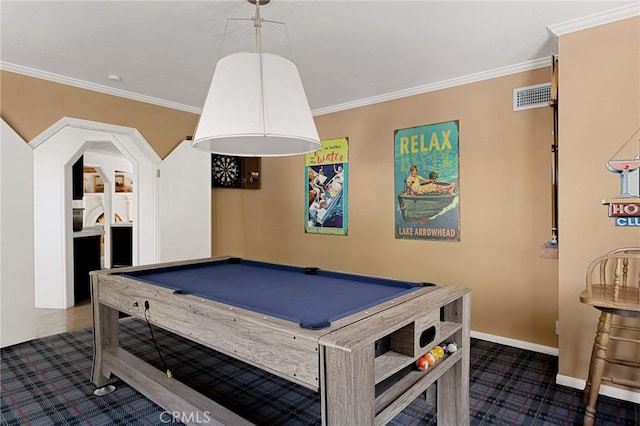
[1,1,637,115]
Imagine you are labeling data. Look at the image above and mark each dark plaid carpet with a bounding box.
[1,318,638,425]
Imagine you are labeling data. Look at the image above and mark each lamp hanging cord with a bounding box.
[251,0,267,137]
[253,0,263,53]
[144,303,172,378]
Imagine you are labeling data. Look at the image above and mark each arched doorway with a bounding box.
[30,118,161,308]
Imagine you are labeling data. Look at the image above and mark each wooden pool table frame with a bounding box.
[91,257,471,425]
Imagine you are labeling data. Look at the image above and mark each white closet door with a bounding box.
[158,140,211,262]
[1,119,35,347]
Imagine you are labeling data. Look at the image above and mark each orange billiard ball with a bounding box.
[425,352,436,366]
[416,356,428,371]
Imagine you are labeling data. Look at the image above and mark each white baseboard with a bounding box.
[470,330,559,355]
[470,330,640,404]
[556,374,640,404]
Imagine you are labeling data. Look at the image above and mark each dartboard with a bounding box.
[212,155,242,188]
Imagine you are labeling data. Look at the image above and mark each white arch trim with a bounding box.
[30,117,161,308]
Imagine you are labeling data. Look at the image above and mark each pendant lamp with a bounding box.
[192,0,321,157]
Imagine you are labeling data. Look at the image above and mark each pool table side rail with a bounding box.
[109,255,428,292]
[117,260,428,330]
[92,272,324,390]
[91,269,441,391]
[96,261,443,336]
[102,261,442,331]
[99,256,221,275]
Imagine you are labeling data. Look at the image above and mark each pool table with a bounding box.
[91,257,471,425]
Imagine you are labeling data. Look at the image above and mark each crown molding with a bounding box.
[2,57,550,119]
[0,62,202,114]
[0,54,558,122]
[7,4,631,122]
[312,57,550,116]
[547,3,640,38]
[3,4,636,119]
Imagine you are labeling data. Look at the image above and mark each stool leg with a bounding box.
[583,312,606,404]
[583,311,612,426]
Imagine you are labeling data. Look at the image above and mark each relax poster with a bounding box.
[394,120,460,241]
[305,137,348,235]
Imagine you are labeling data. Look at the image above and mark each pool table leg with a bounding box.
[436,348,470,424]
[90,277,120,387]
[322,343,376,425]
[437,292,471,425]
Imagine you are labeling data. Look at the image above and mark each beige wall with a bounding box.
[214,68,560,347]
[2,65,559,348]
[5,18,636,376]
[557,16,640,384]
[0,71,198,159]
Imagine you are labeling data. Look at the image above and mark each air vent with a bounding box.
[513,83,551,111]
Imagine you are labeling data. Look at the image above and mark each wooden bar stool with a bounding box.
[580,247,640,426]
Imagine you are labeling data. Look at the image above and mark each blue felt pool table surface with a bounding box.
[121,258,423,329]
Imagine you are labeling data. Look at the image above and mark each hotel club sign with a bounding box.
[607,200,640,227]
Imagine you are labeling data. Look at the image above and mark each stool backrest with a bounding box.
[581,247,640,312]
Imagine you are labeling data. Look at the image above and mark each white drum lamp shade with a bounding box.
[192,52,321,157]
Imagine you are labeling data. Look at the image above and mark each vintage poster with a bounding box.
[394,120,460,241]
[305,137,348,235]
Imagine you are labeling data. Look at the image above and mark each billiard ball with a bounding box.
[447,342,458,353]
[428,349,438,361]
[439,342,448,354]
[432,346,444,359]
[425,352,436,366]
[416,356,428,371]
